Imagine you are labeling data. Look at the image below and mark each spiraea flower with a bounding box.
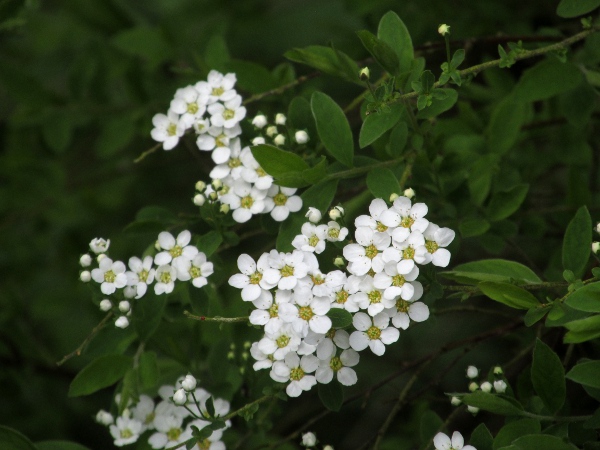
[315,349,359,386]
[264,186,303,222]
[349,312,399,356]
[433,431,476,450]
[89,237,110,254]
[91,257,127,295]
[125,256,155,299]
[271,352,319,397]
[229,253,277,301]
[151,111,185,151]
[109,417,143,447]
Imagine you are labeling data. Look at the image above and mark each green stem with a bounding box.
[443,281,568,293]
[444,34,452,65]
[322,157,405,182]
[184,311,249,323]
[221,394,274,421]
[520,411,592,422]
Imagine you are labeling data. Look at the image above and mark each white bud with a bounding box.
[181,374,197,391]
[97,254,107,263]
[154,240,161,251]
[494,380,507,393]
[389,193,399,202]
[195,181,206,192]
[115,316,129,329]
[79,254,92,267]
[480,381,492,393]
[493,366,503,375]
[172,388,187,406]
[119,301,131,313]
[468,382,479,392]
[593,242,600,254]
[252,136,266,145]
[266,125,278,137]
[323,446,334,450]
[80,271,91,282]
[89,238,110,254]
[295,130,309,144]
[252,114,268,129]
[209,192,218,201]
[212,179,223,190]
[450,396,461,406]
[467,405,479,414]
[438,24,450,36]
[301,432,317,447]
[99,299,112,312]
[403,187,415,199]
[95,410,114,426]
[305,207,322,223]
[329,206,344,220]
[274,134,286,146]
[333,256,345,268]
[193,194,206,206]
[466,365,479,379]
[359,66,370,81]
[275,113,287,125]
[123,286,136,299]
[220,204,230,214]
[596,223,600,234]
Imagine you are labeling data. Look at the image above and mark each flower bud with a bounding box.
[100,299,112,311]
[593,242,600,254]
[119,301,131,313]
[212,179,223,190]
[403,187,416,199]
[266,125,278,137]
[252,114,268,129]
[115,316,129,329]
[493,366,503,375]
[323,446,334,450]
[97,254,107,263]
[193,194,206,206]
[181,374,197,391]
[123,286,136,299]
[359,67,370,81]
[80,271,91,282]
[80,254,92,267]
[467,405,479,414]
[252,136,266,146]
[305,207,322,223]
[154,240,161,251]
[596,222,600,234]
[195,181,206,192]
[244,341,252,349]
[468,382,479,392]
[96,410,114,426]
[466,365,479,379]
[275,113,287,125]
[389,193,399,202]
[295,130,309,144]
[494,380,507,393]
[220,204,230,214]
[333,256,346,268]
[480,381,492,393]
[450,396,461,406]
[172,388,187,406]
[274,134,286,146]
[329,206,344,220]
[89,238,110,254]
[438,24,450,36]
[301,432,317,447]
[242,351,249,361]
[227,351,235,360]
[209,192,218,201]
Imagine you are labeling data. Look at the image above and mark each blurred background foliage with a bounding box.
[1,0,599,448]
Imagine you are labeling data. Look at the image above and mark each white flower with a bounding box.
[438,24,451,36]
[249,290,287,335]
[325,221,349,242]
[99,299,112,311]
[494,380,507,393]
[208,94,247,128]
[328,273,361,313]
[172,388,187,405]
[251,341,275,371]
[480,381,492,393]
[96,409,114,426]
[80,271,91,282]
[421,223,455,267]
[91,257,127,295]
[271,352,318,397]
[154,230,199,267]
[258,323,302,360]
[275,113,287,125]
[315,349,359,387]
[194,194,206,206]
[302,431,317,447]
[274,134,286,146]
[184,421,226,450]
[148,415,190,449]
[305,207,322,223]
[279,288,332,336]
[175,252,214,288]
[266,250,309,290]
[210,140,244,180]
[169,85,207,127]
[433,431,476,450]
[343,227,391,276]
[131,395,156,429]
[385,282,428,330]
[195,70,237,104]
[109,417,143,447]
[151,111,185,150]
[295,130,309,144]
[126,256,155,299]
[385,196,430,239]
[181,374,197,391]
[263,186,303,222]
[329,206,344,220]
[355,198,394,235]
[353,276,395,317]
[391,231,427,273]
[221,180,267,223]
[80,254,92,267]
[229,253,277,301]
[154,264,177,295]
[197,126,242,164]
[239,148,273,190]
[466,366,479,379]
[89,237,110,254]
[349,312,399,356]
[292,223,329,254]
[252,114,268,128]
[373,260,419,301]
[115,316,129,329]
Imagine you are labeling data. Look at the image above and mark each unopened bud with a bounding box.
[334,256,345,268]
[96,410,114,426]
[99,299,112,311]
[80,271,91,282]
[295,130,309,144]
[403,187,415,199]
[154,240,161,251]
[301,432,317,447]
[323,446,334,450]
[220,204,230,214]
[227,351,235,360]
[209,192,218,201]
[123,285,136,299]
[244,341,252,349]
[89,238,110,254]
[80,254,92,267]
[119,301,130,313]
[494,380,507,393]
[593,242,600,254]
[466,365,479,379]
[181,374,197,391]
[450,396,461,406]
[275,113,287,126]
[329,206,344,220]
[115,316,129,329]
[389,193,399,202]
[97,254,107,263]
[468,382,479,392]
[480,381,492,393]
[596,223,600,234]
[359,67,370,81]
[212,179,223,190]
[195,181,206,192]
[493,366,503,375]
[252,114,268,129]
[193,194,206,206]
[242,351,249,361]
[305,207,322,223]
[274,134,286,146]
[438,24,450,36]
[172,388,187,406]
[467,405,479,414]
[252,136,266,145]
[266,126,278,137]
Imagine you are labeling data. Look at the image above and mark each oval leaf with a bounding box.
[326,309,353,328]
[531,339,566,413]
[478,281,540,310]
[318,380,344,411]
[440,259,542,285]
[512,434,579,450]
[37,441,92,450]
[366,168,401,200]
[462,391,524,416]
[311,92,354,167]
[486,184,529,222]
[566,360,600,388]
[0,426,36,450]
[377,11,414,73]
[562,205,591,279]
[356,29,400,75]
[251,144,309,179]
[557,0,600,17]
[68,354,132,397]
[493,419,541,450]
[359,103,404,148]
[514,60,583,103]
[565,282,600,312]
[564,315,600,343]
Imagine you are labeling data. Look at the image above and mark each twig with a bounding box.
[243,73,320,105]
[56,312,113,366]
[184,311,249,323]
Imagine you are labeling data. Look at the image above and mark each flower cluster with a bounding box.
[79,230,213,329]
[450,365,508,413]
[433,431,476,450]
[229,196,455,397]
[96,375,230,449]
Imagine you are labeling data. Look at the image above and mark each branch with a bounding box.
[184,311,249,323]
[56,312,113,366]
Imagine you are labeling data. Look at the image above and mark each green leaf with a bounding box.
[204,34,230,71]
[459,218,491,238]
[251,144,310,187]
[420,410,443,446]
[471,423,494,450]
[225,60,277,94]
[557,0,600,17]
[560,82,596,127]
[359,103,404,148]
[0,426,36,450]
[387,122,408,158]
[42,113,73,154]
[366,168,401,200]
[68,354,132,397]
[285,45,359,84]
[288,97,317,140]
[565,283,600,312]
[326,309,353,328]
[513,60,583,103]
[311,92,354,167]
[377,11,413,74]
[487,96,528,154]
[318,380,344,411]
[468,155,498,206]
[440,259,542,285]
[511,434,578,450]
[36,441,91,450]
[356,29,400,75]
[95,114,136,158]
[138,351,159,390]
[524,306,549,327]
[562,206,592,279]
[564,315,600,343]
[493,419,541,450]
[416,88,458,119]
[301,157,328,185]
[462,391,524,416]
[132,293,168,341]
[486,184,529,221]
[112,26,171,67]
[478,281,540,310]
[566,360,600,388]
[531,339,566,413]
[195,231,223,258]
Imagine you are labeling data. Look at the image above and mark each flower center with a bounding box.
[328,227,340,238]
[223,108,235,120]
[311,274,325,285]
[392,275,406,287]
[273,193,288,206]
[396,298,410,313]
[159,271,172,284]
[167,427,182,442]
[365,244,378,259]
[187,102,199,114]
[249,272,262,284]
[138,269,149,282]
[326,329,336,339]
[228,157,241,168]
[290,367,305,381]
[167,123,177,136]
[276,335,290,348]
[402,247,415,260]
[335,290,349,304]
[120,428,133,439]
[368,290,382,304]
[298,306,314,321]
[329,356,343,372]
[144,412,155,425]
[376,221,388,232]
[169,245,183,258]
[400,216,415,228]
[215,134,227,147]
[308,235,320,247]
[241,195,254,209]
[268,304,278,318]
[197,438,211,450]
[189,266,202,279]
[211,87,224,97]
[256,167,267,177]
[366,326,382,340]
[280,265,294,277]
[425,240,439,254]
[104,270,116,283]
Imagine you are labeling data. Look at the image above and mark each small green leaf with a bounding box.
[486,184,529,221]
[377,11,414,73]
[288,97,317,140]
[440,259,542,285]
[251,144,309,179]
[366,168,401,200]
[493,419,541,450]
[459,218,491,238]
[531,339,566,413]
[471,423,494,450]
[138,351,159,390]
[302,157,328,185]
[318,380,344,411]
[311,92,354,167]
[462,391,524,416]
[420,410,443,446]
[479,281,540,310]
[562,206,592,279]
[557,0,600,17]
[0,426,36,450]
[387,122,408,158]
[524,306,549,327]
[566,360,600,388]
[468,155,497,206]
[565,283,600,312]
[451,49,466,68]
[195,231,223,258]
[285,45,359,84]
[564,315,600,343]
[42,113,73,154]
[513,60,583,102]
[487,96,528,154]
[68,355,132,397]
[112,26,171,67]
[511,434,579,450]
[356,29,400,75]
[326,309,353,328]
[416,88,458,119]
[224,60,277,94]
[204,34,230,71]
[132,293,168,341]
[359,103,404,148]
[37,441,91,450]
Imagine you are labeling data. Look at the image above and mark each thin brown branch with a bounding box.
[56,312,113,366]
